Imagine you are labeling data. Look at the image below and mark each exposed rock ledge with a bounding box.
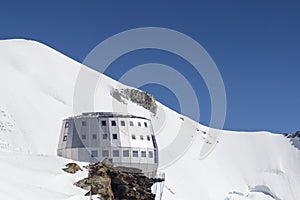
[111,88,158,115]
[64,160,164,200]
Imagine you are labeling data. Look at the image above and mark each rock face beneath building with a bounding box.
[72,161,164,200]
[111,88,158,114]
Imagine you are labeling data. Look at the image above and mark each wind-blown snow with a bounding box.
[0,39,299,200]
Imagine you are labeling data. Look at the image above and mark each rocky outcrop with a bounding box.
[285,131,300,138]
[73,161,164,200]
[111,88,158,114]
[63,163,82,174]
[285,131,300,150]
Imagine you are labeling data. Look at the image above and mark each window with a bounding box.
[91,150,98,157]
[82,134,86,140]
[140,135,144,140]
[102,150,109,157]
[147,135,151,141]
[141,151,146,157]
[101,120,106,126]
[132,135,136,140]
[92,134,97,139]
[82,121,86,126]
[65,122,69,128]
[130,121,134,126]
[112,134,118,140]
[63,135,67,141]
[121,120,125,126]
[113,150,119,157]
[103,134,108,140]
[123,150,129,157]
[138,122,141,127]
[111,120,116,126]
[154,149,158,163]
[149,151,153,158]
[132,150,138,157]
[144,122,148,127]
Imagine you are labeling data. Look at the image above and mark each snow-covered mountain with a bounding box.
[0,39,299,200]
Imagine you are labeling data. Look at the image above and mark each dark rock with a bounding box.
[62,163,82,174]
[285,131,300,138]
[111,88,157,115]
[73,160,164,200]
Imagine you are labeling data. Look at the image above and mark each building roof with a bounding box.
[67,112,149,120]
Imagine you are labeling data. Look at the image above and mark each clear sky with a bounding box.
[0,1,299,134]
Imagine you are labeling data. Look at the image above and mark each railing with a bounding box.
[153,172,166,200]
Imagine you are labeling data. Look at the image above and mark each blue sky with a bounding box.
[0,1,299,133]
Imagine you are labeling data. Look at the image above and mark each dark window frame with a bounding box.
[111,120,116,126]
[112,134,118,140]
[102,150,109,157]
[141,151,146,157]
[91,150,98,158]
[147,135,151,141]
[132,150,139,157]
[149,151,154,158]
[103,134,108,140]
[123,150,129,157]
[113,150,119,157]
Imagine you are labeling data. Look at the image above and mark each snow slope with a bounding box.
[0,39,299,200]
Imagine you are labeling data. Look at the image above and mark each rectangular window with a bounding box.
[102,150,109,157]
[113,150,119,157]
[82,121,86,126]
[149,151,153,158]
[101,120,106,126]
[103,134,108,140]
[121,120,125,126]
[132,150,138,157]
[65,122,69,128]
[92,134,97,139]
[91,150,98,158]
[140,135,144,140]
[138,122,141,127]
[63,135,67,141]
[132,135,136,140]
[130,121,134,126]
[147,135,151,141]
[82,134,86,140]
[144,122,148,127]
[111,120,116,126]
[112,134,118,140]
[123,150,129,157]
[141,151,146,157]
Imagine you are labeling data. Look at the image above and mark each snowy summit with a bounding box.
[0,39,299,200]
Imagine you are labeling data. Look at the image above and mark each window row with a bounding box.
[79,134,152,141]
[132,134,151,141]
[102,120,148,128]
[91,150,154,158]
[65,120,149,128]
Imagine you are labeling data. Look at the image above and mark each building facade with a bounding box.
[57,112,158,177]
